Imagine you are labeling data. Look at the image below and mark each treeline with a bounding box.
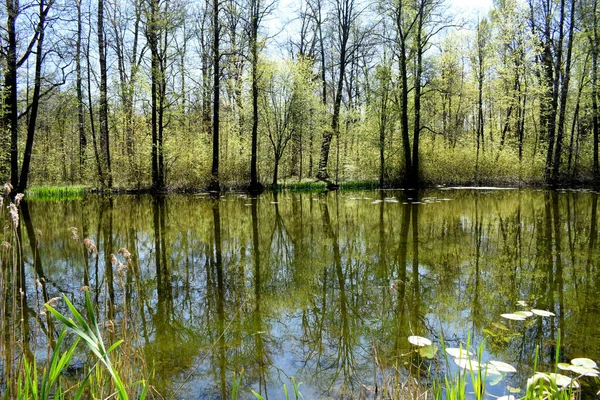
[0,0,599,191]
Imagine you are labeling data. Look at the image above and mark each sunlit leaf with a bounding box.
[407,335,431,347]
[514,311,533,317]
[567,365,599,377]
[445,347,474,358]
[501,313,526,321]
[527,372,550,388]
[454,358,480,371]
[571,358,597,369]
[557,363,572,371]
[489,360,517,373]
[419,345,438,359]
[549,373,580,388]
[517,301,528,307]
[531,309,555,317]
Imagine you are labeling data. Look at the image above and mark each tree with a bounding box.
[248,0,273,192]
[98,0,113,188]
[209,0,221,191]
[261,60,315,186]
[316,0,362,183]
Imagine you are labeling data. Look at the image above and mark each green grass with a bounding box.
[25,186,87,200]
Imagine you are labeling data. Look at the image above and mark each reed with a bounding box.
[25,186,87,200]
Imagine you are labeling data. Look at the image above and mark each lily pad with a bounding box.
[408,335,432,347]
[454,358,480,370]
[445,347,474,358]
[549,373,580,388]
[527,372,550,388]
[557,362,572,371]
[501,313,526,321]
[571,357,597,369]
[567,365,599,377]
[517,301,528,307]
[489,360,517,373]
[419,344,438,359]
[531,309,555,317]
[514,311,533,317]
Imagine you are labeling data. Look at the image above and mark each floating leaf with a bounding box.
[531,309,555,317]
[501,313,526,321]
[549,373,580,388]
[488,371,505,386]
[489,360,517,373]
[514,311,533,317]
[517,301,528,307]
[527,372,550,388]
[419,345,438,359]
[454,358,479,370]
[557,363,572,371]
[571,358,597,369]
[567,365,599,377]
[445,347,474,358]
[407,335,431,347]
[507,386,521,393]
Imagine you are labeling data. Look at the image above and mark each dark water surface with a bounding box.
[8,189,600,398]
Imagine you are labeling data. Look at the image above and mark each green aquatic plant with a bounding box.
[250,377,302,400]
[45,290,147,400]
[6,329,83,400]
[25,186,87,200]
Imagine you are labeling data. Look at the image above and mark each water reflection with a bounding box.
[2,189,599,398]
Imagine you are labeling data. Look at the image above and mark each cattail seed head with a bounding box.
[9,203,19,229]
[83,238,97,255]
[3,183,13,196]
[14,193,24,207]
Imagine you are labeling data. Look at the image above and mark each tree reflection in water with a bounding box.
[3,189,599,398]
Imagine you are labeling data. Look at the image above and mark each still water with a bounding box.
[7,189,600,398]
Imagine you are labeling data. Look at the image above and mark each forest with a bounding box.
[0,0,599,191]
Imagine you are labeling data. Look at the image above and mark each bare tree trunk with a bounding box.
[98,0,113,188]
[551,0,575,182]
[18,0,52,192]
[76,0,87,177]
[209,0,221,191]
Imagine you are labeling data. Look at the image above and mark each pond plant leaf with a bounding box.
[517,301,528,307]
[567,365,599,377]
[531,309,555,317]
[407,335,431,347]
[557,363,572,371]
[548,373,580,388]
[489,360,517,373]
[507,386,521,393]
[491,322,510,331]
[419,344,438,359]
[454,358,480,370]
[488,371,505,386]
[445,347,473,358]
[514,311,533,317]
[501,313,526,321]
[571,358,597,369]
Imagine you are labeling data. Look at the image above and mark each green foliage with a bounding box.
[45,290,147,400]
[25,186,87,200]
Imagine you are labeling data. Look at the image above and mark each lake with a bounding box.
[3,188,599,398]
